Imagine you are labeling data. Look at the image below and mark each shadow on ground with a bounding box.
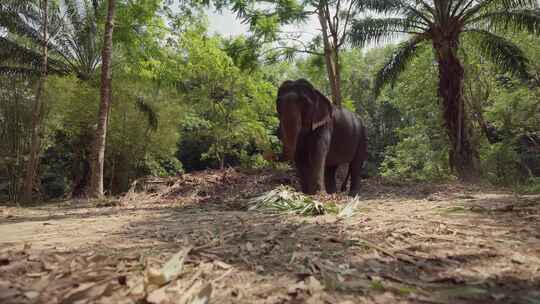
[114,185,540,303]
[1,169,539,303]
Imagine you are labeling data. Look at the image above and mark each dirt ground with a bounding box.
[1,168,540,304]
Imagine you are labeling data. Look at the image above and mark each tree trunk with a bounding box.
[21,0,48,202]
[328,48,342,105]
[433,38,480,181]
[317,10,342,106]
[220,155,225,171]
[89,0,116,198]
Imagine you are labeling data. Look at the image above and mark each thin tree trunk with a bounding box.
[220,155,225,170]
[433,38,480,181]
[21,0,48,202]
[109,153,116,192]
[317,10,342,106]
[89,0,116,198]
[329,48,342,105]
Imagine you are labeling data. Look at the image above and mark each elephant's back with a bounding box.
[326,107,365,166]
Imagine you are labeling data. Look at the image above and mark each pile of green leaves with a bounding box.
[249,186,338,216]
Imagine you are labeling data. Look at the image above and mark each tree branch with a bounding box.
[261,45,323,57]
[338,0,356,47]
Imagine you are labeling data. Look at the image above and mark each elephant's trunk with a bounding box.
[281,118,301,162]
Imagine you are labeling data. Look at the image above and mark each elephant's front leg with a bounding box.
[325,166,338,194]
[349,135,368,196]
[302,129,331,194]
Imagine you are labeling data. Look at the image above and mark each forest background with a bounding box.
[1,0,539,202]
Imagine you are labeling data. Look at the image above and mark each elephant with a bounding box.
[276,79,368,196]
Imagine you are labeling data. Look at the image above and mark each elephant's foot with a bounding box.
[348,187,361,197]
[325,181,337,194]
[302,183,325,195]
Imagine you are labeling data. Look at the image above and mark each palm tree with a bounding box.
[350,0,540,180]
[21,0,48,202]
[0,0,102,80]
[1,0,102,200]
[88,0,115,198]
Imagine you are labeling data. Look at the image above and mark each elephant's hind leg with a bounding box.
[324,166,338,194]
[349,144,368,197]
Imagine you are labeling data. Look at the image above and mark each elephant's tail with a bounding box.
[340,165,352,192]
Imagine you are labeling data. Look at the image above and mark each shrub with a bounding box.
[239,152,270,170]
[380,132,450,182]
[480,141,522,185]
[140,155,184,177]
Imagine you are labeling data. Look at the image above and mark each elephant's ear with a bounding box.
[309,89,333,131]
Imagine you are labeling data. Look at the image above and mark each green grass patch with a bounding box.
[370,280,385,292]
[395,286,417,296]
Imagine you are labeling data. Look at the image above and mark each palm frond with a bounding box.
[356,0,434,26]
[491,0,538,8]
[349,17,424,48]
[402,2,435,25]
[356,0,404,13]
[373,34,427,96]
[449,0,472,17]
[248,185,337,216]
[468,9,540,34]
[1,3,67,61]
[0,37,45,70]
[64,0,83,32]
[0,36,69,74]
[0,1,36,13]
[465,29,530,80]
[460,0,538,21]
[0,0,101,78]
[0,9,43,45]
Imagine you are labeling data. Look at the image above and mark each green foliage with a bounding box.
[375,31,540,184]
[480,141,521,185]
[377,45,451,181]
[341,99,356,113]
[0,0,102,79]
[350,0,540,92]
[380,130,451,182]
[140,155,184,177]
[238,152,269,170]
[350,0,540,180]
[173,28,276,170]
[43,61,185,194]
[515,177,540,194]
[462,32,540,185]
[37,17,277,195]
[372,35,427,96]
[40,142,70,199]
[0,75,33,202]
[3,0,540,202]
[222,36,261,72]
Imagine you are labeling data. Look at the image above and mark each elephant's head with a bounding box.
[276,79,333,161]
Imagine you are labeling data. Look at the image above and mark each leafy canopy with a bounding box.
[349,0,540,95]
